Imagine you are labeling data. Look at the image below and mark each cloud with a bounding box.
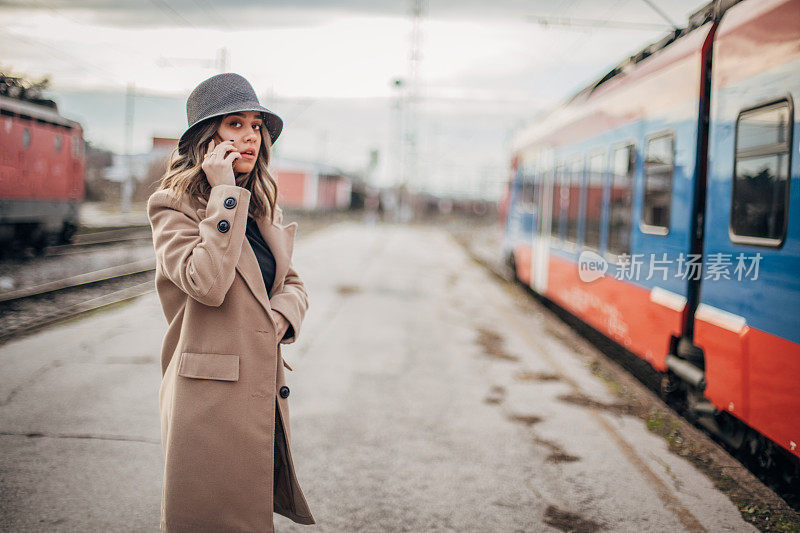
[0,0,702,29]
[5,0,709,197]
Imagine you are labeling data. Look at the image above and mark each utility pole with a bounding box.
[394,0,425,222]
[215,47,230,72]
[121,81,135,214]
[390,77,405,222]
[405,0,424,192]
[392,77,405,188]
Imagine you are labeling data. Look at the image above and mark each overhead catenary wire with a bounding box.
[190,0,232,30]
[13,0,178,87]
[640,0,680,30]
[537,0,647,99]
[528,15,672,31]
[0,29,122,86]
[148,0,198,29]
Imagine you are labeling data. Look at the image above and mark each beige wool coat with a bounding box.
[147,183,314,532]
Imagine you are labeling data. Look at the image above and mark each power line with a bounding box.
[404,0,425,191]
[539,0,634,91]
[640,0,679,30]
[0,28,123,86]
[190,0,232,30]
[19,0,167,78]
[528,15,671,31]
[148,0,198,29]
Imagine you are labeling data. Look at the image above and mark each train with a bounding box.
[502,0,799,481]
[0,78,85,252]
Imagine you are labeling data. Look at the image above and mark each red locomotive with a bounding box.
[0,75,85,251]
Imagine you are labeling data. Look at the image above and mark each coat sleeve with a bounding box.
[147,184,252,307]
[269,206,309,344]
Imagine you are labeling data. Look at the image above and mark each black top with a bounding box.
[245,216,276,293]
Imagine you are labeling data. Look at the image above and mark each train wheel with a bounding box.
[659,373,686,412]
[31,233,50,255]
[13,223,45,256]
[506,253,518,282]
[746,432,775,471]
[59,222,77,245]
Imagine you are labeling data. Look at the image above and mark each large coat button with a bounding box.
[223,196,237,209]
[279,386,290,399]
[217,219,230,233]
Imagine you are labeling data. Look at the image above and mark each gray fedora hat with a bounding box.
[178,72,283,151]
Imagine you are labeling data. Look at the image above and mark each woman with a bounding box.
[147,73,314,532]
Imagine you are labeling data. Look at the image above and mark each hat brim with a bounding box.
[178,104,283,152]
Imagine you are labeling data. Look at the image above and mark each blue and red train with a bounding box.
[502,0,799,475]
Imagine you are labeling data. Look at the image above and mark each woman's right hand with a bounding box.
[201,139,241,188]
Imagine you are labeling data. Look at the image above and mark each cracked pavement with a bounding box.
[0,223,758,532]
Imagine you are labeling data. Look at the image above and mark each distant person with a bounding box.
[147,73,314,532]
[363,193,380,224]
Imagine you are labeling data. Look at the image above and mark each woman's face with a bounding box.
[214,110,263,175]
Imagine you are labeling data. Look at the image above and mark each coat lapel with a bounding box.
[195,203,296,315]
[255,216,297,297]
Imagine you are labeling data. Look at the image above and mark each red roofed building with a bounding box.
[272,157,351,210]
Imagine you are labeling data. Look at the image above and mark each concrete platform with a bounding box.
[0,222,757,532]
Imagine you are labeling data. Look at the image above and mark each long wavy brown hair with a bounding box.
[158,115,279,222]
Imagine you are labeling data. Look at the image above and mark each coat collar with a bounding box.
[196,204,296,315]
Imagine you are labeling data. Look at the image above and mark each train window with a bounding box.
[536,172,544,234]
[71,136,83,158]
[608,145,635,255]
[565,157,582,245]
[584,152,604,251]
[642,132,673,232]
[520,173,535,212]
[551,164,566,241]
[731,100,792,245]
[54,134,63,152]
[736,104,790,151]
[22,128,31,148]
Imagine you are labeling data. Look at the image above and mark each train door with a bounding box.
[526,167,540,287]
[504,163,537,285]
[533,165,553,293]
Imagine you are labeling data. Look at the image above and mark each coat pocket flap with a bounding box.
[178,352,239,381]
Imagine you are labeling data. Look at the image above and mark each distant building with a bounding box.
[104,141,353,209]
[104,137,177,183]
[103,137,178,202]
[272,157,351,210]
[151,137,178,154]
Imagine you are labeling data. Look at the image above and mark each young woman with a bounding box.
[147,73,314,532]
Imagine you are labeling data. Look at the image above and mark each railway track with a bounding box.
[0,259,156,343]
[45,227,152,257]
[455,234,800,520]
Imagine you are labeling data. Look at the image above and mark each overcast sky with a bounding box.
[1,0,707,197]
